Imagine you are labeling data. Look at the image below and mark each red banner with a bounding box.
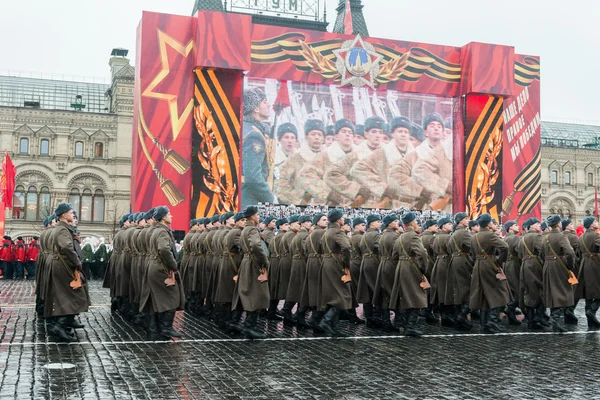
[1,152,16,209]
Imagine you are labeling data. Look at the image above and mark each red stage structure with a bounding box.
[131,10,541,231]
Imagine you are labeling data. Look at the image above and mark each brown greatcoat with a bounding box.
[129,226,145,304]
[372,228,400,309]
[262,227,276,249]
[268,232,283,299]
[139,223,184,314]
[192,229,208,295]
[179,230,195,297]
[356,228,381,304]
[276,230,296,300]
[209,226,231,302]
[387,151,426,207]
[232,221,270,312]
[518,231,544,309]
[445,226,474,306]
[300,226,326,307]
[46,221,89,317]
[214,226,243,304]
[135,224,153,311]
[390,227,429,310]
[429,231,451,305]
[117,226,136,298]
[541,228,575,308]
[37,227,52,306]
[286,228,310,303]
[319,223,352,311]
[182,231,201,296]
[201,227,218,298]
[412,141,453,211]
[469,227,510,310]
[421,230,436,279]
[104,227,126,296]
[564,230,581,296]
[503,232,522,301]
[575,229,600,300]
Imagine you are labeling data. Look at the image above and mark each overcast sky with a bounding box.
[1,0,598,122]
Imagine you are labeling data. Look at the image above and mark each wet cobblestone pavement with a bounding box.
[2,280,600,399]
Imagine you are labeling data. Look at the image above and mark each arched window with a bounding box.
[564,171,571,185]
[25,186,38,221]
[75,141,84,157]
[94,142,104,158]
[38,186,51,219]
[20,138,29,154]
[81,189,92,221]
[12,185,25,219]
[40,139,49,155]
[69,188,81,218]
[551,171,557,184]
[93,189,105,222]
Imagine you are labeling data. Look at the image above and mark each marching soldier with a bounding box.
[468,220,480,233]
[541,214,576,333]
[420,219,438,323]
[232,206,270,340]
[390,212,429,336]
[118,214,137,319]
[36,216,55,317]
[104,214,130,313]
[202,215,220,317]
[349,217,366,323]
[430,217,453,326]
[503,220,522,325]
[470,214,510,334]
[562,218,581,325]
[284,215,312,327]
[191,218,209,315]
[180,219,198,310]
[212,212,235,327]
[267,218,288,319]
[318,208,353,337]
[134,208,156,329]
[356,214,382,327]
[279,215,299,325]
[300,213,328,331]
[575,216,600,330]
[128,213,147,324]
[262,216,276,249]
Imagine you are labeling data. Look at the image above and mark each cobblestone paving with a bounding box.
[1,279,600,399]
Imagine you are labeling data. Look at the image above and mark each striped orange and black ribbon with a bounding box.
[515,57,540,87]
[514,147,542,216]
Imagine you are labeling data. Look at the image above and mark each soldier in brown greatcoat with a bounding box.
[129,213,148,326]
[139,206,184,341]
[277,215,299,324]
[300,213,328,332]
[105,214,130,313]
[267,218,288,319]
[118,214,137,319]
[180,219,198,310]
[445,213,474,330]
[502,220,522,325]
[372,214,402,331]
[45,203,89,342]
[36,216,55,318]
[212,212,235,327]
[576,216,600,330]
[317,208,353,337]
[419,220,439,323]
[356,214,382,327]
[134,208,155,329]
[390,212,429,336]
[541,214,576,333]
[348,217,366,324]
[470,214,510,334]
[261,216,276,250]
[183,219,202,313]
[191,218,210,315]
[201,215,220,317]
[232,206,270,340]
[562,218,581,325]
[430,217,454,326]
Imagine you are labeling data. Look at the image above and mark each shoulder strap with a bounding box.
[521,236,543,267]
[545,235,571,274]
[475,233,501,273]
[580,233,600,267]
[324,231,344,270]
[451,233,473,268]
[398,234,425,278]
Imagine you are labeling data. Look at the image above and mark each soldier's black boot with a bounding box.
[281,301,297,326]
[393,310,407,329]
[526,307,544,331]
[506,301,522,325]
[487,307,504,333]
[364,303,380,328]
[159,311,182,338]
[243,311,267,340]
[319,307,345,337]
[404,309,423,337]
[455,303,473,331]
[111,297,120,314]
[267,300,283,320]
[310,310,326,334]
[54,316,77,342]
[373,304,383,327]
[423,304,438,324]
[348,308,365,325]
[564,306,578,325]
[147,314,169,341]
[470,309,481,320]
[440,305,455,327]
[295,306,311,329]
[585,299,600,330]
[228,308,244,334]
[218,304,232,330]
[551,307,567,333]
[381,309,400,332]
[480,310,499,334]
[67,315,85,329]
[535,305,551,327]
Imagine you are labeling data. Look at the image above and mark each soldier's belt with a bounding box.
[399,256,414,260]
[308,254,319,258]
[507,257,513,261]
[292,255,305,260]
[475,255,488,260]
[437,255,448,259]
[545,256,564,260]
[322,253,341,258]
[123,247,131,253]
[523,255,535,260]
[583,253,600,257]
[380,256,390,260]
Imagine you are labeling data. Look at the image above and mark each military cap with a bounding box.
[234,212,246,222]
[313,213,326,225]
[584,216,596,229]
[299,215,312,224]
[504,220,517,231]
[198,218,208,226]
[454,212,468,225]
[153,206,170,221]
[541,221,548,231]
[134,212,144,222]
[343,218,352,226]
[390,116,412,133]
[492,218,498,225]
[51,213,57,222]
[468,220,479,228]
[3,235,10,240]
[383,213,399,228]
[547,214,561,227]
[366,214,382,225]
[43,216,50,227]
[410,123,425,143]
[530,217,541,225]
[335,118,355,134]
[423,112,444,130]
[477,213,492,228]
[144,208,156,221]
[219,213,228,223]
[355,124,365,137]
[73,210,78,219]
[127,213,135,222]
[401,212,416,225]
[288,214,300,224]
[54,202,73,217]
[522,218,531,230]
[365,116,388,135]
[276,217,289,228]
[328,208,344,223]
[277,122,298,140]
[353,217,366,227]
[243,206,259,218]
[189,219,197,228]
[304,119,325,135]
[264,216,276,226]
[17,236,22,241]
[326,125,335,137]
[210,215,220,224]
[425,219,437,229]
[438,217,452,228]
[243,87,267,116]
[561,218,572,231]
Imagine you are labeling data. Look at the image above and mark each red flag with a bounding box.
[273,81,291,115]
[595,186,599,219]
[1,151,16,209]
[344,0,353,35]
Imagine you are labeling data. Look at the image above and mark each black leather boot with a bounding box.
[243,311,267,340]
[281,301,297,326]
[319,307,345,337]
[67,315,85,329]
[455,304,473,330]
[423,304,438,324]
[480,310,499,334]
[381,309,400,332]
[348,308,365,325]
[295,306,311,329]
[147,314,169,341]
[134,312,148,329]
[551,307,567,333]
[535,305,551,327]
[53,316,77,342]
[564,306,578,325]
[364,304,381,328]
[506,301,522,325]
[393,310,407,329]
[441,305,455,327]
[526,307,544,331]
[159,311,182,338]
[487,307,503,332]
[267,300,283,320]
[228,308,244,334]
[404,309,423,337]
[585,299,600,330]
[308,310,325,334]
[218,304,232,330]
[470,309,481,320]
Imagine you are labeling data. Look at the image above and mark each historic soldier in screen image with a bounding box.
[242,87,276,207]
[274,122,298,171]
[575,216,600,330]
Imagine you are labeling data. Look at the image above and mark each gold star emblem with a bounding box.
[142,29,196,141]
[333,35,383,89]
